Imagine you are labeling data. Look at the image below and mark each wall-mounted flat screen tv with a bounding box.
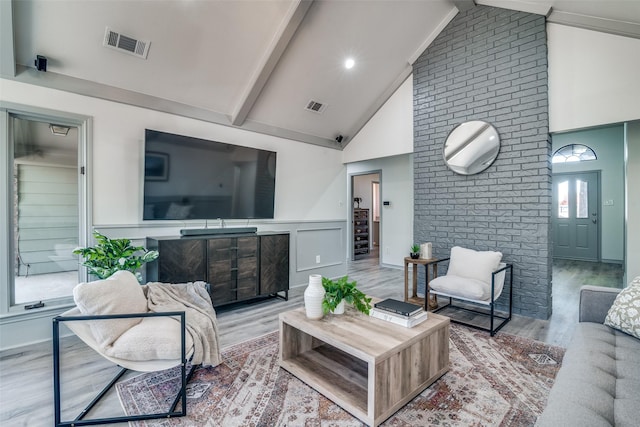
[143,129,276,220]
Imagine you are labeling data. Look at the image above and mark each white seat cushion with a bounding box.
[72,270,148,348]
[62,307,191,372]
[430,275,492,301]
[104,316,194,361]
[447,246,502,284]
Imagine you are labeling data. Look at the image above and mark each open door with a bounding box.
[351,172,381,262]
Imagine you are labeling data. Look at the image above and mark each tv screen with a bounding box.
[143,129,276,220]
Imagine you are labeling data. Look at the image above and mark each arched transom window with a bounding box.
[552,144,597,164]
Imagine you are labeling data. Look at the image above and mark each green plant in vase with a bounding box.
[73,230,159,283]
[410,244,421,259]
[322,276,372,315]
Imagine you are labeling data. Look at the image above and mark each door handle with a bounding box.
[592,219,597,224]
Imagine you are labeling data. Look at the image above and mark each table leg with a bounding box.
[412,264,418,299]
[403,259,409,302]
[427,263,438,310]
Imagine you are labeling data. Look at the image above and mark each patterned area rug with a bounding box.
[116,324,564,426]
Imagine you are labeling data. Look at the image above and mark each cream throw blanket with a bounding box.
[143,281,222,367]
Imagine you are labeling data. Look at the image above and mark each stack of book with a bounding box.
[370,298,428,328]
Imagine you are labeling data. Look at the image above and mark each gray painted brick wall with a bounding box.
[413,6,551,319]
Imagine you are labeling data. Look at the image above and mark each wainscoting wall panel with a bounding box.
[295,227,344,272]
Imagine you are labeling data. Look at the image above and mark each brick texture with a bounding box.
[413,6,551,319]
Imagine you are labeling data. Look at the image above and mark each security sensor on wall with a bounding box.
[34,55,47,71]
[335,135,344,143]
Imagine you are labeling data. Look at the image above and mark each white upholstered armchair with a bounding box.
[53,271,221,427]
[428,246,513,336]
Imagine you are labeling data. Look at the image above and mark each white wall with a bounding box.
[342,73,414,268]
[548,24,640,133]
[552,125,625,262]
[0,79,347,225]
[343,76,413,163]
[0,78,350,350]
[347,155,413,267]
[626,121,640,283]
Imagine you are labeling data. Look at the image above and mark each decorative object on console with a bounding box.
[321,276,372,315]
[420,242,433,259]
[304,274,325,320]
[443,120,500,175]
[353,197,362,208]
[410,244,420,259]
[73,230,159,283]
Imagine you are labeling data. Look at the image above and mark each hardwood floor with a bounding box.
[0,256,624,426]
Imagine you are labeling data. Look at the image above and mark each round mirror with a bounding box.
[443,120,500,175]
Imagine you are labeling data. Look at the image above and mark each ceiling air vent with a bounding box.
[304,99,327,114]
[103,27,150,59]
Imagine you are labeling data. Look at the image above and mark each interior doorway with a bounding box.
[351,172,381,262]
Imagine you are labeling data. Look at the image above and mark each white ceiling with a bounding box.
[5,0,640,150]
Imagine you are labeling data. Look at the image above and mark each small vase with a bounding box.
[420,242,433,259]
[333,300,345,315]
[304,274,325,320]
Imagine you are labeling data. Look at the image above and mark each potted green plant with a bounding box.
[322,276,372,315]
[73,230,159,283]
[410,244,420,259]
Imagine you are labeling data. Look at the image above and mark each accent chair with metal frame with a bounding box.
[428,246,513,336]
[52,270,219,427]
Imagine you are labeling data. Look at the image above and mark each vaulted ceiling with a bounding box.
[3,0,640,150]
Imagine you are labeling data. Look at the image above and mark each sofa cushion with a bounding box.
[536,322,640,427]
[447,246,502,284]
[604,277,640,339]
[73,270,148,348]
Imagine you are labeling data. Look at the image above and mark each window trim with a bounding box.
[552,144,597,163]
[1,102,92,316]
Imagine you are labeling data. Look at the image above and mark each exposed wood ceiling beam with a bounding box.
[7,65,339,150]
[408,7,459,65]
[342,6,459,150]
[230,0,313,127]
[475,0,552,16]
[451,0,476,13]
[548,11,640,40]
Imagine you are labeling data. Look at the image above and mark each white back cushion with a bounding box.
[447,246,502,284]
[73,270,148,348]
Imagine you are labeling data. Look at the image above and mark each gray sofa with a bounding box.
[536,285,640,427]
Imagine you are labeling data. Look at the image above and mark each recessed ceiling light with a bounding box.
[345,58,355,69]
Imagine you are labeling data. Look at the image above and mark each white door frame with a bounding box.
[349,170,382,262]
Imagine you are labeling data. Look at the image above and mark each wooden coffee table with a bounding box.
[279,304,450,426]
